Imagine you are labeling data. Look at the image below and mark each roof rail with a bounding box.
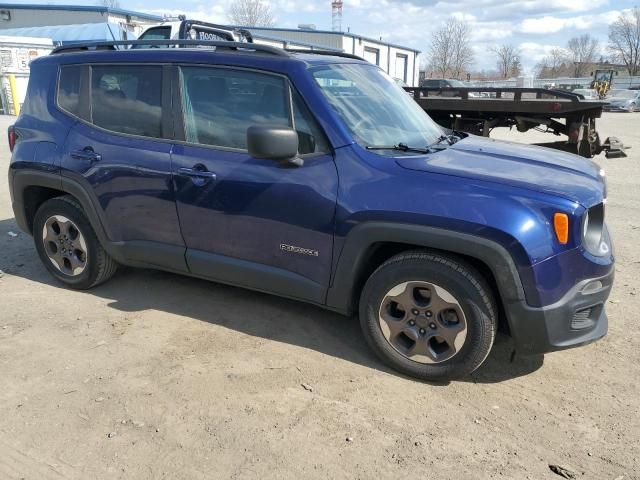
[51,39,290,56]
[285,49,364,61]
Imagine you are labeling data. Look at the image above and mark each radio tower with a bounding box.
[331,0,343,32]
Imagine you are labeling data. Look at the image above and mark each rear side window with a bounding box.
[91,65,163,138]
[57,65,82,117]
[421,79,439,88]
[180,67,290,150]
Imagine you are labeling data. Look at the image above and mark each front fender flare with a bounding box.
[325,222,529,314]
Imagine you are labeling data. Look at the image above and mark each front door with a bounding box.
[171,66,338,302]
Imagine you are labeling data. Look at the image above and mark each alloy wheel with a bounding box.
[42,215,88,276]
[378,281,467,364]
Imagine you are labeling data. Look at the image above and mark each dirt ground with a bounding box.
[0,112,638,480]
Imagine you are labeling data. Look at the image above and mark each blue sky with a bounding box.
[13,0,639,73]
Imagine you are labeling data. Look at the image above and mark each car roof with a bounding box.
[38,42,368,68]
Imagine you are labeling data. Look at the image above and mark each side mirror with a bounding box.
[247,125,302,166]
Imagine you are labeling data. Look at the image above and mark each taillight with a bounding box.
[8,125,16,152]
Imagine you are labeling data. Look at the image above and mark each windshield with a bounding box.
[447,79,466,87]
[311,63,443,150]
[131,26,171,49]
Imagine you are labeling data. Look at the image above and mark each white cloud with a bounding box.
[518,10,622,34]
[144,6,227,24]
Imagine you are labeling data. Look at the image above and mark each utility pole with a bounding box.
[331,0,343,32]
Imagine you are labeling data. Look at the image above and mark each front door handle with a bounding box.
[71,147,101,162]
[178,165,217,187]
[178,167,216,180]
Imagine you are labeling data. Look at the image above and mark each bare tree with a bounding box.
[228,0,274,27]
[97,0,121,8]
[566,34,600,77]
[608,7,640,76]
[535,48,571,78]
[428,18,474,79]
[492,44,521,79]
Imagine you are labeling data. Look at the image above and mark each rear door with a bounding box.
[170,65,338,302]
[60,63,186,271]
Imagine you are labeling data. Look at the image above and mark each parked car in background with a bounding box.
[572,89,599,100]
[606,89,626,98]
[420,78,465,89]
[603,90,640,112]
[420,78,482,97]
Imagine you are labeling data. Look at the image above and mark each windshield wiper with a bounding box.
[366,135,460,155]
[366,143,430,154]
[426,134,459,149]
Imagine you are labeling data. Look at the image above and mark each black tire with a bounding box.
[33,195,117,289]
[359,250,497,381]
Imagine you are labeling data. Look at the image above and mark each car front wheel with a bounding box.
[359,251,497,381]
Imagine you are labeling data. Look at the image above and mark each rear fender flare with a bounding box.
[11,170,118,258]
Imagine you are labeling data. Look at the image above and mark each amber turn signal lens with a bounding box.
[553,213,569,244]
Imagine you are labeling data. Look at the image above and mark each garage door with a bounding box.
[395,54,408,83]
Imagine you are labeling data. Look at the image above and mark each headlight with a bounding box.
[582,203,609,256]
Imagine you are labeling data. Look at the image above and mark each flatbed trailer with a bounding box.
[404,86,626,158]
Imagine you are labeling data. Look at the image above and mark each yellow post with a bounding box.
[8,74,20,116]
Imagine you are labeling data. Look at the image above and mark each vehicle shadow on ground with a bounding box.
[0,217,543,384]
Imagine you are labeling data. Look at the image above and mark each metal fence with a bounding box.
[472,76,640,89]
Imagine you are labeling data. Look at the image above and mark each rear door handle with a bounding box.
[71,147,101,162]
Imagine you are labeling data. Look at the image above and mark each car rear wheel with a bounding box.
[359,251,497,381]
[33,196,117,289]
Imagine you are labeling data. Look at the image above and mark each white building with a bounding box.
[247,26,421,86]
[0,4,421,86]
[0,35,52,115]
[0,3,163,38]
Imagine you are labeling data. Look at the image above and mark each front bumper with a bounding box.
[504,267,614,355]
[603,105,632,112]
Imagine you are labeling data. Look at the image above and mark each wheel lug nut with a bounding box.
[419,328,426,335]
[426,311,433,317]
[411,309,419,315]
[430,323,437,329]
[409,320,416,326]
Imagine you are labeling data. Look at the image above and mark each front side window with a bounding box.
[57,65,82,117]
[312,63,442,151]
[291,90,329,154]
[90,65,163,138]
[180,67,290,150]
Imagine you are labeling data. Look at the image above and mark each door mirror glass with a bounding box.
[247,125,301,166]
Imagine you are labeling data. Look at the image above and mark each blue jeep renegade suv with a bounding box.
[7,41,614,381]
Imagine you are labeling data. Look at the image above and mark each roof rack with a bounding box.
[285,49,364,61]
[51,39,289,56]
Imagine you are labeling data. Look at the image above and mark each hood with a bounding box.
[396,135,604,207]
[608,96,634,104]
